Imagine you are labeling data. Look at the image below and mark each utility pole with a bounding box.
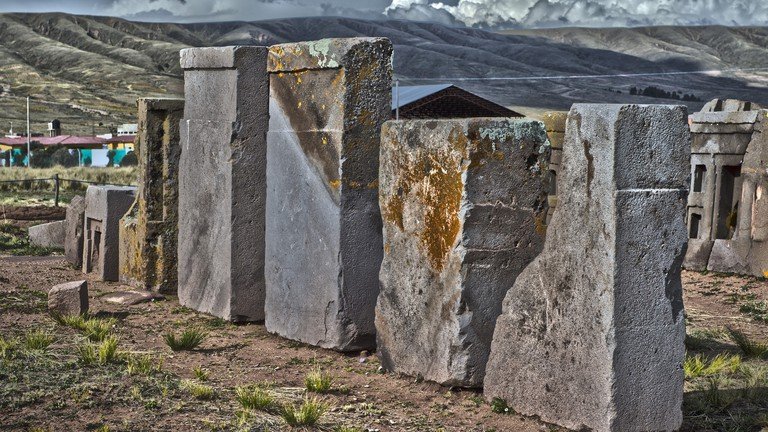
[26,96,30,168]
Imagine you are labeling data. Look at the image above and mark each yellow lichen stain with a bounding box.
[382,128,467,272]
[763,270,768,278]
[384,242,390,254]
[321,135,328,146]
[367,179,379,189]
[297,101,302,108]
[329,179,342,189]
[348,180,362,188]
[469,136,505,169]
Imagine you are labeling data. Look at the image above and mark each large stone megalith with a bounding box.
[484,104,690,432]
[120,98,184,293]
[375,119,549,387]
[265,38,393,351]
[177,46,269,322]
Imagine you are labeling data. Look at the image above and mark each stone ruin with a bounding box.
[119,98,184,293]
[541,111,567,224]
[376,118,549,387]
[485,104,690,432]
[684,99,768,277]
[264,38,392,351]
[83,185,136,281]
[47,36,697,430]
[177,46,269,322]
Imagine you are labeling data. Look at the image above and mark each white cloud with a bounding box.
[384,0,768,28]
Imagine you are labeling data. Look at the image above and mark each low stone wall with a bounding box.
[28,220,66,248]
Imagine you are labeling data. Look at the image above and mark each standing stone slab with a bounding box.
[48,280,88,316]
[177,46,269,322]
[484,104,690,432]
[265,38,393,351]
[29,220,66,248]
[64,195,86,267]
[120,98,184,293]
[541,111,567,224]
[83,186,136,281]
[376,118,549,387]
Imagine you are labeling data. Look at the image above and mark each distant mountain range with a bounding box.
[0,13,767,134]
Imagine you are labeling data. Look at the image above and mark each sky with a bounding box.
[0,0,766,28]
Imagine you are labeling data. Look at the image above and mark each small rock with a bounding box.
[48,280,88,316]
[101,290,165,305]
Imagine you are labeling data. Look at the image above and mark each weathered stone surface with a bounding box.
[120,98,184,293]
[375,118,549,387]
[64,195,85,267]
[684,100,768,277]
[265,38,393,351]
[48,280,88,316]
[177,46,268,322]
[485,104,690,432]
[102,290,165,305]
[28,220,66,248]
[83,186,136,281]
[542,111,567,224]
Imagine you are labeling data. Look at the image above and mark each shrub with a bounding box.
[50,148,79,167]
[119,151,138,167]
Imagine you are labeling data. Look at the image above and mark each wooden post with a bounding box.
[54,174,60,207]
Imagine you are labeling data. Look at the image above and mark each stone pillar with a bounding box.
[265,38,393,351]
[177,46,269,322]
[484,104,690,432]
[541,111,567,225]
[83,186,136,281]
[64,195,85,268]
[376,118,549,387]
[120,98,184,293]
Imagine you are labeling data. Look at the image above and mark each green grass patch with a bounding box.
[684,353,741,379]
[281,396,327,427]
[53,314,116,342]
[235,385,277,412]
[164,328,206,351]
[181,380,215,400]
[728,327,768,359]
[305,368,333,393]
[24,329,54,352]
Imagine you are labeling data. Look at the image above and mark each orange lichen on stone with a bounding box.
[382,126,467,272]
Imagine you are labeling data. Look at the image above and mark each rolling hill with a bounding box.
[0,13,767,134]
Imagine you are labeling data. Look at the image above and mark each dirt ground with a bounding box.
[1,256,767,431]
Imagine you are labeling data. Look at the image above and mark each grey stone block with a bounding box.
[83,186,136,281]
[48,280,88,316]
[28,220,66,248]
[484,104,690,432]
[264,38,393,351]
[375,118,549,387]
[64,195,85,268]
[119,97,184,293]
[177,46,269,322]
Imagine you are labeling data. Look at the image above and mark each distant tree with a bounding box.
[629,87,638,95]
[119,151,138,167]
[83,156,92,167]
[50,148,79,167]
[106,149,117,167]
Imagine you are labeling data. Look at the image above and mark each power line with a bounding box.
[395,67,768,82]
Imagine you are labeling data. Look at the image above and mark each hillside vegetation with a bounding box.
[0,13,767,131]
